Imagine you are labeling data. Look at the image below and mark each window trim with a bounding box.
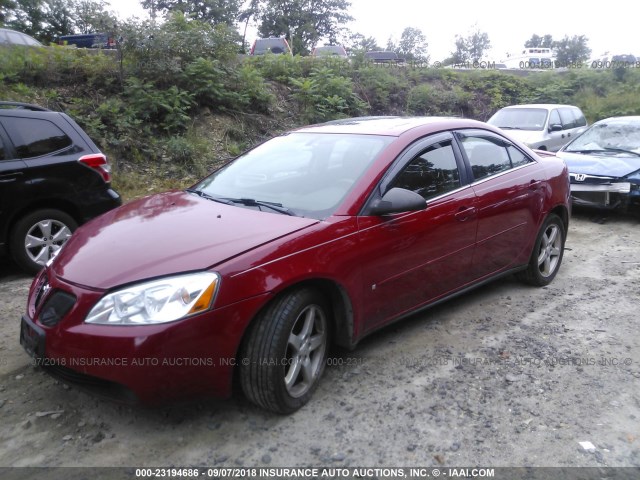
[0,117,74,160]
[453,128,537,185]
[360,131,470,216]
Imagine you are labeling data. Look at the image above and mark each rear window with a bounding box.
[2,117,73,158]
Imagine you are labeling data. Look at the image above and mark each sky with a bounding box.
[106,0,639,61]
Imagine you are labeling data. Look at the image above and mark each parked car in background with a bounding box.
[58,33,116,49]
[312,45,348,58]
[364,50,404,64]
[0,27,42,47]
[20,116,570,413]
[556,116,640,210]
[0,102,121,273]
[488,104,588,151]
[250,37,292,55]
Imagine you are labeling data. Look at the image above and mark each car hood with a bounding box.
[53,191,319,289]
[556,151,640,178]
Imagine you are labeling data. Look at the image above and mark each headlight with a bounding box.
[85,272,219,325]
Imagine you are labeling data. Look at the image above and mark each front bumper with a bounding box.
[20,272,269,405]
[569,176,634,208]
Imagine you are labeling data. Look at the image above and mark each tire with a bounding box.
[240,288,330,414]
[517,213,565,286]
[10,209,77,274]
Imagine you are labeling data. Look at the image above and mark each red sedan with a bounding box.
[20,117,570,413]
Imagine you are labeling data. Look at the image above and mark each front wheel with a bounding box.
[517,213,565,286]
[240,288,330,414]
[10,209,77,274]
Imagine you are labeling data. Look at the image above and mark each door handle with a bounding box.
[455,206,476,222]
[0,172,22,183]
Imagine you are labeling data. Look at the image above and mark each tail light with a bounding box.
[250,41,256,55]
[79,154,112,183]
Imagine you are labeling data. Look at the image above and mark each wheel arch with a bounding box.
[235,277,356,363]
[549,204,569,235]
[6,200,82,247]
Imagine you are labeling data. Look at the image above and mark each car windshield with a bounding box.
[564,121,640,154]
[193,132,392,219]
[489,108,548,131]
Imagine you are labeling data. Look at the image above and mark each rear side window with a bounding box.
[459,136,511,180]
[2,117,72,158]
[573,109,587,127]
[0,136,5,160]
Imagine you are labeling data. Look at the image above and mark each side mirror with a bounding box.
[368,188,427,215]
[549,124,563,132]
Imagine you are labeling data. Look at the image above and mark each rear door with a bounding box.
[455,129,545,279]
[357,132,477,331]
[0,124,27,246]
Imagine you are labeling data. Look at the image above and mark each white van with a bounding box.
[488,104,588,151]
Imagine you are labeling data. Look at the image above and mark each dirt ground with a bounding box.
[0,210,639,469]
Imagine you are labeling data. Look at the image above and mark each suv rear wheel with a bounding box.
[10,209,77,274]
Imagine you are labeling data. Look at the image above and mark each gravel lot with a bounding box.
[0,210,639,469]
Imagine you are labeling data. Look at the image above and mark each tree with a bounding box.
[238,0,259,52]
[553,35,591,65]
[0,0,17,25]
[396,27,428,62]
[141,0,242,26]
[449,26,490,63]
[5,0,45,37]
[525,34,553,49]
[75,0,118,34]
[339,31,379,54]
[41,0,76,41]
[257,0,353,55]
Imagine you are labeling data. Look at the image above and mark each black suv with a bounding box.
[0,102,121,273]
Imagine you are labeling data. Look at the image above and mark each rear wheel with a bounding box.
[517,213,565,286]
[240,288,329,414]
[10,209,77,274]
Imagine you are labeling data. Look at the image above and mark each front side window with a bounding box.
[559,108,577,130]
[390,140,460,200]
[2,118,72,158]
[459,135,511,181]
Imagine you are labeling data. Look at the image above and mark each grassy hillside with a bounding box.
[2,15,640,200]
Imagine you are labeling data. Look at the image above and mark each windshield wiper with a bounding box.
[185,188,234,205]
[566,148,640,157]
[603,147,640,157]
[219,197,296,216]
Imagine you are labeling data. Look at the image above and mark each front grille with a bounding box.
[39,291,76,326]
[44,364,138,404]
[570,173,614,185]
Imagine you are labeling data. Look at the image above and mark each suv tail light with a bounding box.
[79,154,112,183]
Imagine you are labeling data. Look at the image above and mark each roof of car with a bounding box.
[294,116,489,136]
[0,27,43,45]
[499,104,581,110]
